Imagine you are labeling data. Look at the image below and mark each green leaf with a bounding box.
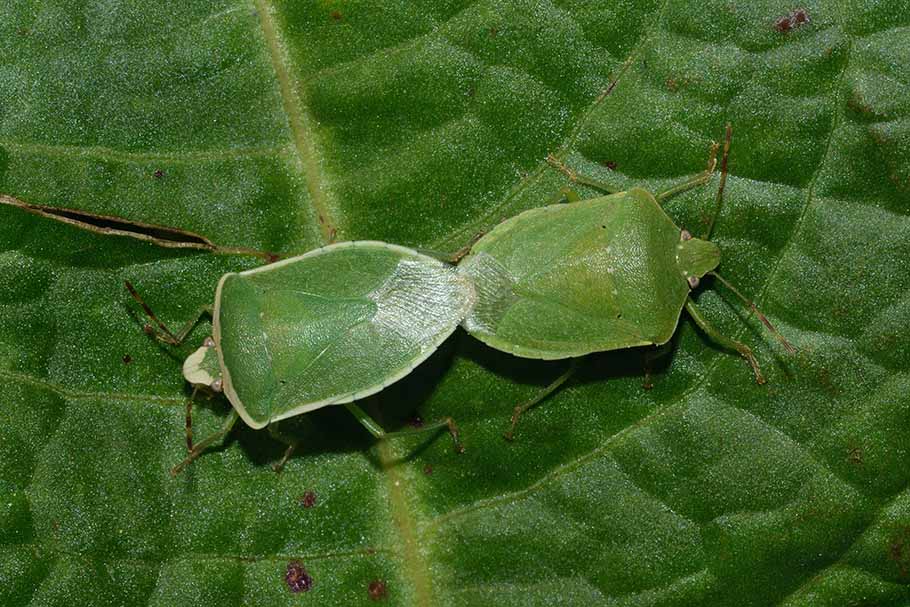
[2,2,909,605]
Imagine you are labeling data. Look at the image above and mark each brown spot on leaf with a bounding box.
[408,414,424,428]
[774,16,792,32]
[847,91,875,117]
[792,9,810,25]
[602,160,617,171]
[285,561,313,592]
[122,354,132,364]
[489,26,498,37]
[299,491,317,509]
[423,464,433,476]
[330,10,343,21]
[153,169,165,179]
[847,446,863,465]
[774,9,810,33]
[368,579,388,601]
[816,367,840,397]
[889,527,910,577]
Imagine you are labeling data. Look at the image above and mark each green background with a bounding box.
[1,1,909,605]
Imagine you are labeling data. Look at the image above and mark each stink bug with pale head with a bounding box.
[125,242,473,475]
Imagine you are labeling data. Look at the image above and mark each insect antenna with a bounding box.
[709,272,796,353]
[124,280,181,345]
[703,123,732,241]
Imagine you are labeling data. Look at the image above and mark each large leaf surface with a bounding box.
[2,2,909,605]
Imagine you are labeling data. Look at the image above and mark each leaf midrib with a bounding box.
[253,0,337,243]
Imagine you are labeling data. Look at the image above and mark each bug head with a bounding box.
[182,336,223,392]
[676,230,720,289]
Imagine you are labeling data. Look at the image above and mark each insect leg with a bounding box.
[655,141,720,203]
[684,298,765,384]
[170,410,239,476]
[414,231,486,264]
[170,306,215,344]
[702,124,732,240]
[343,402,465,454]
[125,281,212,346]
[546,154,622,194]
[642,341,675,390]
[267,423,300,473]
[184,387,199,451]
[504,359,579,441]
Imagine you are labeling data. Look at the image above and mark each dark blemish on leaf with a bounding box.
[666,77,679,92]
[816,367,840,397]
[489,26,498,37]
[600,225,606,229]
[0,145,9,185]
[831,305,849,319]
[330,10,343,21]
[889,527,910,577]
[368,579,388,601]
[299,491,317,508]
[153,169,165,179]
[847,91,875,117]
[329,227,337,242]
[602,160,617,171]
[285,561,313,592]
[870,128,888,147]
[408,414,423,428]
[774,9,810,33]
[847,446,863,465]
[317,214,325,224]
[122,354,132,364]
[423,464,433,476]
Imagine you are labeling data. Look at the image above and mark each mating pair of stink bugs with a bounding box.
[2,125,794,476]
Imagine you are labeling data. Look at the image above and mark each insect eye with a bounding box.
[210,378,223,392]
[203,336,216,348]
[680,229,693,241]
[687,275,700,289]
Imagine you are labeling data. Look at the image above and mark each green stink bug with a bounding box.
[126,242,472,475]
[458,125,793,437]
